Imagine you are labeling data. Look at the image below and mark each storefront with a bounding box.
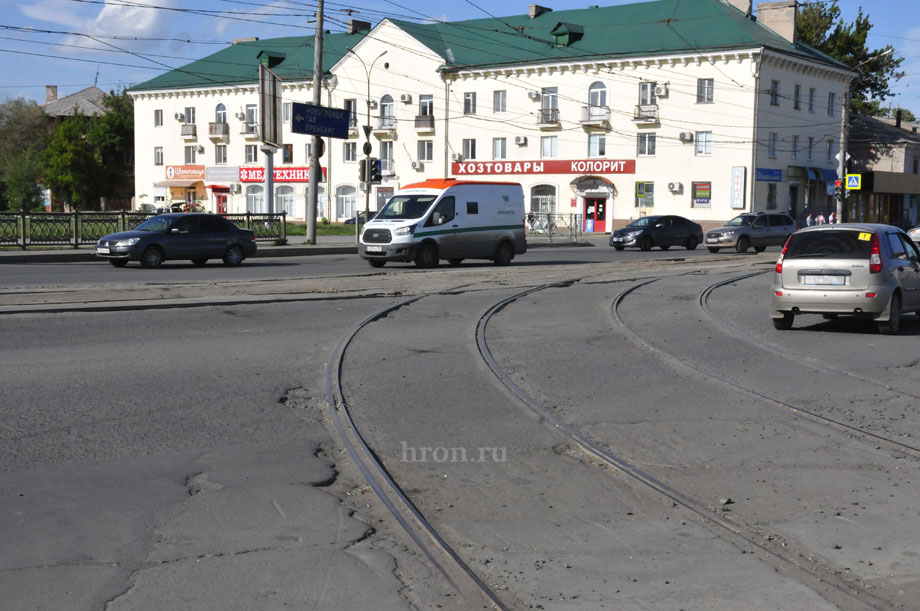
[156,165,206,209]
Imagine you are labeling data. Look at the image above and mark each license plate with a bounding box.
[611,237,623,242]
[802,275,845,286]
[97,247,110,254]
[365,246,383,253]
[706,238,718,243]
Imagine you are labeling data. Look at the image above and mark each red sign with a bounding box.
[166,165,205,180]
[451,159,635,176]
[239,166,327,182]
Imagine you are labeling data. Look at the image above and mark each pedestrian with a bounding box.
[816,212,826,225]
[828,211,836,224]
[806,213,814,227]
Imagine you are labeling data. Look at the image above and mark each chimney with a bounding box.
[348,20,372,35]
[896,109,902,129]
[722,0,752,17]
[45,85,58,104]
[529,4,552,18]
[757,1,796,43]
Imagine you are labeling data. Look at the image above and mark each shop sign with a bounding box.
[755,168,782,182]
[239,166,327,182]
[693,182,711,205]
[731,166,746,209]
[452,159,635,175]
[166,165,205,180]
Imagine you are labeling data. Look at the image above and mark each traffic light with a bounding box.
[834,179,842,200]
[359,158,368,182]
[369,157,382,183]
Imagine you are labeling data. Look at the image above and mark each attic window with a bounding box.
[257,50,286,68]
[550,23,583,47]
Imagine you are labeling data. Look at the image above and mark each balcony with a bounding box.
[208,122,229,142]
[581,105,610,128]
[380,158,395,176]
[373,115,397,137]
[241,123,260,139]
[536,108,560,129]
[180,124,197,140]
[414,114,435,133]
[633,104,659,124]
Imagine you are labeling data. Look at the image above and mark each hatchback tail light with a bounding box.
[869,233,882,273]
[775,238,790,273]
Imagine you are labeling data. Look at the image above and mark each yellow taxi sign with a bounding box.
[858,232,871,241]
[846,174,861,190]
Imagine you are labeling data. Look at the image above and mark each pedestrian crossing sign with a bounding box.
[846,174,861,190]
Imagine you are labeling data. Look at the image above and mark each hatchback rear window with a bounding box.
[785,230,872,259]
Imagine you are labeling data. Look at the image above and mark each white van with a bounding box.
[358,179,527,268]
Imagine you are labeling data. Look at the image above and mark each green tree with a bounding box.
[0,98,49,210]
[796,1,905,116]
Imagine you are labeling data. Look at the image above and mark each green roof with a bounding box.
[392,0,844,72]
[129,31,366,92]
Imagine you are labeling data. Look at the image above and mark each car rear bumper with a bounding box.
[770,286,896,319]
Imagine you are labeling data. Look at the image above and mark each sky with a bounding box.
[1,0,918,115]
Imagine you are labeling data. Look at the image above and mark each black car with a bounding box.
[94,213,257,268]
[344,211,378,225]
[609,215,704,251]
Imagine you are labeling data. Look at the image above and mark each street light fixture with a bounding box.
[836,48,893,221]
[346,47,388,244]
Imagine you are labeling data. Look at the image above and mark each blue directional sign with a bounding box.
[291,103,349,139]
[846,174,861,190]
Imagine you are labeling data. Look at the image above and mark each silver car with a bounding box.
[770,224,920,334]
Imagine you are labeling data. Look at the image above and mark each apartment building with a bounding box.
[128,0,849,230]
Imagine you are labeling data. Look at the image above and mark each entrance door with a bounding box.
[215,193,228,215]
[584,198,606,232]
[788,185,798,221]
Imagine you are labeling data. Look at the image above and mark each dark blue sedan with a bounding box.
[94,213,257,268]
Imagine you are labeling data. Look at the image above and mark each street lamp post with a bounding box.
[836,48,893,221]
[346,48,387,245]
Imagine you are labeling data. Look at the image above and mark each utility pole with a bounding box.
[305,0,324,245]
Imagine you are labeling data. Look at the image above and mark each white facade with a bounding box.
[130,17,848,230]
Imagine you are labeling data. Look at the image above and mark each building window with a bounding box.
[245,104,258,132]
[697,78,713,103]
[344,142,356,162]
[380,141,393,164]
[827,92,836,117]
[418,140,433,162]
[245,144,258,163]
[541,135,557,159]
[695,131,712,156]
[184,106,196,124]
[493,137,507,160]
[542,87,558,111]
[637,133,656,156]
[344,99,357,124]
[768,132,778,158]
[808,88,816,112]
[639,81,657,105]
[246,185,265,213]
[792,135,799,160]
[335,185,357,219]
[588,133,605,157]
[588,81,607,108]
[766,183,777,209]
[635,181,654,207]
[531,185,557,214]
[379,95,395,128]
[283,102,291,123]
[807,136,814,160]
[215,103,227,123]
[184,145,196,164]
[304,142,313,160]
[154,146,163,166]
[419,94,433,116]
[493,90,506,113]
[462,138,476,160]
[825,140,834,162]
[215,145,227,165]
[464,92,476,115]
[914,159,918,174]
[276,185,294,215]
[793,85,801,110]
[154,109,163,127]
[279,143,291,164]
[692,181,712,208]
[769,80,780,106]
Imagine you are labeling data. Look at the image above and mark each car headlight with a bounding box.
[394,225,417,236]
[724,230,736,236]
[627,230,642,237]
[115,237,139,246]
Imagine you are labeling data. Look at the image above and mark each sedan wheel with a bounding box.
[640,236,653,251]
[685,236,699,250]
[877,293,901,335]
[222,245,243,266]
[140,245,164,268]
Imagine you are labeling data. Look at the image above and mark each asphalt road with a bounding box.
[2,248,917,610]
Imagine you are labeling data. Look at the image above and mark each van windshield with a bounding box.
[785,230,873,259]
[377,195,438,220]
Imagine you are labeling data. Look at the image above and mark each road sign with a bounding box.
[291,103,349,139]
[835,151,851,163]
[846,174,861,190]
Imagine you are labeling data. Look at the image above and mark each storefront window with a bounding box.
[246,185,265,214]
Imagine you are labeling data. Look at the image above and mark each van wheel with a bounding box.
[368,260,386,268]
[414,243,439,268]
[448,259,463,266]
[877,293,901,335]
[736,237,750,253]
[493,242,513,266]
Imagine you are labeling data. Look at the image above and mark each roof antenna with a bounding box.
[94,66,100,87]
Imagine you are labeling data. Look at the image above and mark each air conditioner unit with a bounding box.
[369,100,378,109]
[359,181,368,191]
[411,160,423,169]
[197,145,205,153]
[230,184,241,194]
[400,93,412,103]
[668,181,683,191]
[678,131,693,142]
[174,112,185,122]
[451,153,463,161]
[654,84,668,97]
[527,90,540,100]
[514,136,528,145]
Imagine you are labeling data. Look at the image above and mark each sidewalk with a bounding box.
[0,232,607,264]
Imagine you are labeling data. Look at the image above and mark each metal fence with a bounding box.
[526,213,583,241]
[0,211,287,249]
